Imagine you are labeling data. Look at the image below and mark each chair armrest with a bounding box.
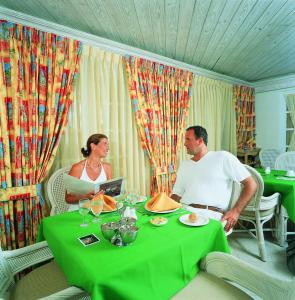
[200,252,295,300]
[3,241,54,276]
[41,286,90,299]
[260,192,280,210]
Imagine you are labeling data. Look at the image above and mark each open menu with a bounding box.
[63,173,123,197]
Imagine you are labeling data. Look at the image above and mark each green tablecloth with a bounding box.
[257,168,295,222]
[38,205,230,300]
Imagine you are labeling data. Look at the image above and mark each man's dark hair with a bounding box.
[186,126,208,146]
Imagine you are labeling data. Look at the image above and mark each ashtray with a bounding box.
[150,217,168,226]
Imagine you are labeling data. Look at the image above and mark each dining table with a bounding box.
[257,168,295,223]
[37,203,230,300]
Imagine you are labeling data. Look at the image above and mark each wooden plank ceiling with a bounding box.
[0,0,295,82]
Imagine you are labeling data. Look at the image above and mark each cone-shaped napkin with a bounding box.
[93,194,116,211]
[146,192,181,212]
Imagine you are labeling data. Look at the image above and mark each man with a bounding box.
[171,126,257,232]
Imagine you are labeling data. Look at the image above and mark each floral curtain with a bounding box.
[234,85,256,151]
[0,21,82,250]
[125,56,192,195]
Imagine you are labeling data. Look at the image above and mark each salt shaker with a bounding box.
[265,166,271,175]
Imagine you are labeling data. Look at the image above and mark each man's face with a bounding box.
[184,129,202,155]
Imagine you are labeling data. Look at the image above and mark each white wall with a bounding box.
[255,87,295,153]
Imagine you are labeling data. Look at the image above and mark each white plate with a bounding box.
[101,202,123,213]
[144,204,180,214]
[150,217,168,226]
[179,214,209,227]
[276,176,295,181]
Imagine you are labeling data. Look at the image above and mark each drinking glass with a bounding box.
[91,198,104,223]
[79,199,90,227]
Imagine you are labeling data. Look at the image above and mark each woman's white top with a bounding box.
[68,160,107,211]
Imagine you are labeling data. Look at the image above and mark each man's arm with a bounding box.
[222,176,257,232]
[170,194,182,203]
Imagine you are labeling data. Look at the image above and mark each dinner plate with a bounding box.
[101,202,123,213]
[144,204,180,214]
[179,214,209,227]
[276,176,295,181]
[150,217,168,226]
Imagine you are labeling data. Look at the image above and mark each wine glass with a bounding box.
[91,198,104,223]
[79,199,90,227]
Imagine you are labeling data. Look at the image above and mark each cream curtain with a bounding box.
[49,45,150,195]
[179,76,236,161]
[286,94,295,151]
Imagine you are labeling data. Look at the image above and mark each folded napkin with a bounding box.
[146,192,181,212]
[93,194,116,211]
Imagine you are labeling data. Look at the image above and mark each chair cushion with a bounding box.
[10,261,69,300]
[172,271,252,300]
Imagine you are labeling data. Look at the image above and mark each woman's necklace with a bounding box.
[87,160,101,172]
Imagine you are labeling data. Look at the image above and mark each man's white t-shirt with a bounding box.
[172,151,250,211]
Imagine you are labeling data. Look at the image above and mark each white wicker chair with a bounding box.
[231,165,280,261]
[259,148,280,169]
[275,151,295,171]
[0,241,89,299]
[172,252,295,300]
[274,152,295,245]
[47,166,71,215]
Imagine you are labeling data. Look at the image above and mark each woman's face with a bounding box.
[92,138,109,158]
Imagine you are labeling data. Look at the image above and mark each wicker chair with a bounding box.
[259,148,280,169]
[172,252,295,300]
[275,151,295,171]
[47,166,71,215]
[274,152,295,245]
[0,241,89,299]
[230,165,280,261]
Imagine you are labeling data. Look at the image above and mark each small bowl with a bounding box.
[119,225,139,245]
[101,222,119,241]
[150,217,168,226]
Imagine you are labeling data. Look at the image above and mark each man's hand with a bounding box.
[221,207,240,232]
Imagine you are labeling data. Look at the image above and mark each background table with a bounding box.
[257,169,295,222]
[38,205,230,300]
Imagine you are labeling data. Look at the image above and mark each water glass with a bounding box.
[91,198,104,223]
[79,199,90,227]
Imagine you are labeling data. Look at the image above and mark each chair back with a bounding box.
[229,164,264,210]
[259,149,280,169]
[47,166,71,215]
[275,152,295,171]
[0,249,14,297]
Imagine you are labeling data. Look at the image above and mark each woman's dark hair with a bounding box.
[81,134,108,157]
[186,126,208,146]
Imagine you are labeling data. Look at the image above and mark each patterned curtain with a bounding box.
[125,56,192,195]
[0,21,82,250]
[234,85,256,151]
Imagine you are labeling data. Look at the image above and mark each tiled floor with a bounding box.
[228,232,294,280]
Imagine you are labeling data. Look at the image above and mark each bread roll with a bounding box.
[188,212,198,223]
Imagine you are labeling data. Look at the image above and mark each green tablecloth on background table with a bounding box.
[38,204,230,300]
[257,168,295,222]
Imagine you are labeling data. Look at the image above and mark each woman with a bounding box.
[66,133,112,211]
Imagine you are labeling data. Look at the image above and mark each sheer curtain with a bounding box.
[286,94,295,151]
[179,76,236,161]
[50,45,150,196]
